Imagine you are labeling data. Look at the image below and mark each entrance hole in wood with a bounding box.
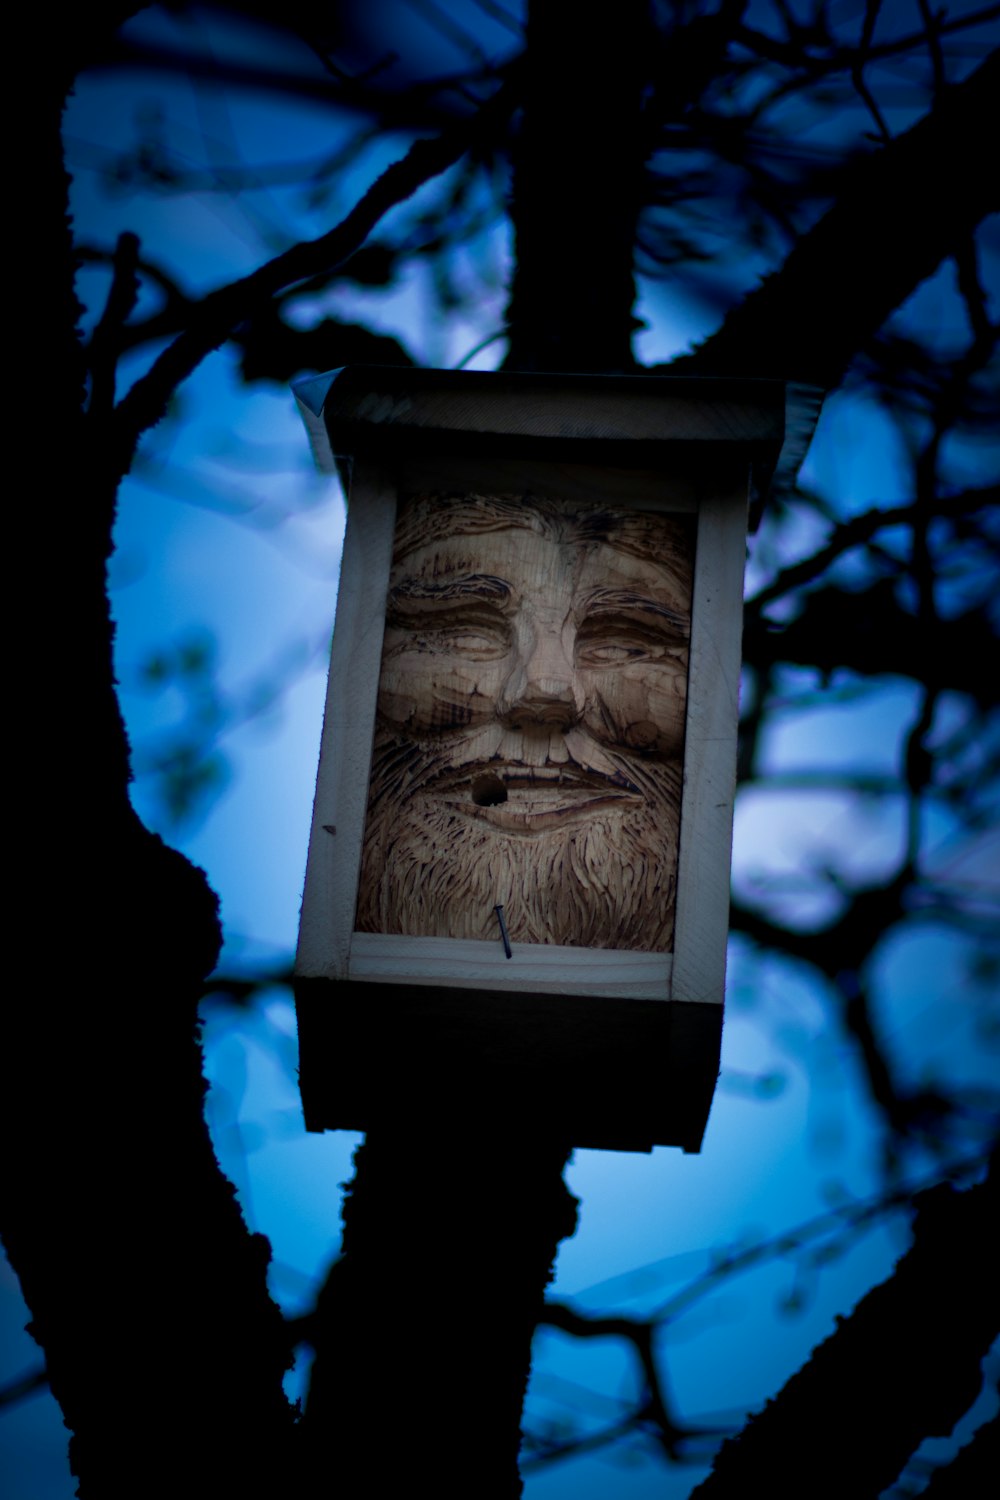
[471,773,508,807]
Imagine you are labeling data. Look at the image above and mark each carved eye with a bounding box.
[576,622,665,668]
[399,608,511,660]
[576,640,647,666]
[386,600,512,661]
[430,625,509,659]
[576,613,687,669]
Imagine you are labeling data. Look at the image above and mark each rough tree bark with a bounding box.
[301,1126,577,1496]
[504,0,652,372]
[691,1159,1000,1499]
[7,13,297,1496]
[683,50,1000,387]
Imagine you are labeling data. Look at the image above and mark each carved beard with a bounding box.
[356,729,681,952]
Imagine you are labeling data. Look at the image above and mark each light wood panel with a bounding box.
[348,933,672,1000]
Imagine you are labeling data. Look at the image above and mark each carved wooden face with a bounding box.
[357,494,694,951]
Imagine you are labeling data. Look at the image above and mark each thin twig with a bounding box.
[111,69,521,473]
[87,230,141,415]
[0,1365,49,1409]
[916,0,946,97]
[748,485,998,612]
[853,0,893,144]
[735,4,1000,73]
[955,237,993,347]
[529,1154,993,1472]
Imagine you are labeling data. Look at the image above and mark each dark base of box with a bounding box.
[295,980,722,1154]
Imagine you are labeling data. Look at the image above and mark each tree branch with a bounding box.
[690,1161,1000,1498]
[504,0,651,372]
[87,230,140,414]
[111,69,520,470]
[747,485,998,613]
[530,1156,990,1473]
[539,1303,713,1462]
[675,51,1000,387]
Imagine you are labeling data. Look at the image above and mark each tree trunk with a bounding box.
[303,1124,576,1497]
[5,17,296,1495]
[505,0,652,372]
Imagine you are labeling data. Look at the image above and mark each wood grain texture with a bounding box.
[398,458,700,513]
[320,367,785,456]
[295,464,396,980]
[348,932,672,999]
[672,480,749,1004]
[355,491,693,953]
[296,472,748,1004]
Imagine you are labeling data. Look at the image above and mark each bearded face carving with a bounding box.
[355,493,694,952]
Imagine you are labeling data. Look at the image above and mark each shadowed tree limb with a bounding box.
[728,884,984,1146]
[302,1123,577,1499]
[87,230,140,414]
[921,1410,1000,1497]
[6,15,300,1496]
[525,1155,992,1473]
[539,1303,706,1462]
[111,67,522,469]
[676,51,1000,387]
[690,1160,1000,1499]
[747,485,998,613]
[504,0,652,372]
[733,5,1000,73]
[744,578,998,705]
[93,29,504,121]
[77,241,416,381]
[0,1365,49,1409]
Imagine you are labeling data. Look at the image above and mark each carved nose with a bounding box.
[498,630,583,730]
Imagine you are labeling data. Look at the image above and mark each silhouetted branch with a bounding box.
[920,1410,1000,1498]
[94,29,508,122]
[677,52,1000,387]
[747,485,998,613]
[87,229,140,413]
[539,1303,720,1463]
[916,0,948,98]
[529,1156,992,1473]
[744,580,998,705]
[851,0,893,145]
[302,1123,577,1498]
[0,1365,48,1409]
[111,68,520,468]
[734,6,1000,73]
[730,878,993,1146]
[79,240,415,381]
[955,238,993,346]
[690,1161,1000,1498]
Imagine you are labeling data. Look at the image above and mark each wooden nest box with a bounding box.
[293,367,786,1153]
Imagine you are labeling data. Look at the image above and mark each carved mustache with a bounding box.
[426,762,642,797]
[368,725,669,811]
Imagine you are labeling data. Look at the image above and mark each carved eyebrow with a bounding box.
[387,574,513,612]
[581,588,690,634]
